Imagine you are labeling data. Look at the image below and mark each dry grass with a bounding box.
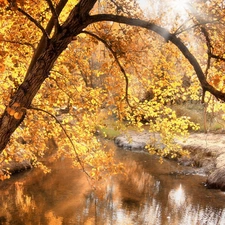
[171,102,225,133]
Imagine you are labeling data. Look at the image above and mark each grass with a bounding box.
[95,109,123,139]
[171,102,225,133]
[96,101,225,140]
[98,127,121,139]
[95,108,143,139]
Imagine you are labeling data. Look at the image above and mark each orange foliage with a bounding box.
[0,0,225,179]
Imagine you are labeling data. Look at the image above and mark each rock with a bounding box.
[115,131,225,191]
[0,160,32,179]
[114,136,146,150]
[0,149,32,178]
[206,152,225,191]
[206,168,225,191]
[1,160,32,174]
[114,131,162,151]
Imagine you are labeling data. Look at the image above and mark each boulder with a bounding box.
[115,131,225,191]
[0,160,32,175]
[206,152,225,191]
[206,168,225,191]
[114,131,162,150]
[0,149,32,179]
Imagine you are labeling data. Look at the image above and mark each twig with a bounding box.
[174,17,193,35]
[48,75,72,98]
[17,7,50,39]
[174,20,219,36]
[110,0,124,14]
[29,106,91,178]
[0,39,35,52]
[45,0,61,32]
[81,30,133,108]
[210,53,225,62]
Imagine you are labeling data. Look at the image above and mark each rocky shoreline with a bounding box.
[115,131,225,191]
[0,149,32,180]
[1,131,225,191]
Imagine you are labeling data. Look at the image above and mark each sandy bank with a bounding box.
[115,132,225,191]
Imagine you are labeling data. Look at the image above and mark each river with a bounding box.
[0,141,225,225]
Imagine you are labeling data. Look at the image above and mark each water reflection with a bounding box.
[168,184,186,207]
[0,142,225,224]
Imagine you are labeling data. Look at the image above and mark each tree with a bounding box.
[0,0,225,177]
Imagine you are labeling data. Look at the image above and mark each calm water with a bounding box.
[0,142,225,225]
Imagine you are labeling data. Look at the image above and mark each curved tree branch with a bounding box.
[45,0,61,32]
[82,30,132,107]
[86,14,225,102]
[17,7,50,39]
[29,106,91,177]
[1,0,225,158]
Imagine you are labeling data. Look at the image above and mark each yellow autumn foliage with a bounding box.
[0,0,225,180]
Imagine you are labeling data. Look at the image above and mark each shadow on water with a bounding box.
[0,140,225,225]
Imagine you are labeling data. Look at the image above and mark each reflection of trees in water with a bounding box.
[1,147,225,224]
[80,156,163,225]
[82,150,225,225]
[174,205,225,225]
[15,182,36,213]
[0,160,93,225]
[0,180,42,225]
[115,157,163,225]
[118,159,155,205]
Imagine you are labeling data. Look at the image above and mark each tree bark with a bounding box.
[25,0,69,79]
[0,0,97,153]
[1,1,225,154]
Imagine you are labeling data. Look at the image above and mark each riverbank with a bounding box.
[115,131,225,191]
[1,130,225,191]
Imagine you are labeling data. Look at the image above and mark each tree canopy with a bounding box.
[0,0,225,179]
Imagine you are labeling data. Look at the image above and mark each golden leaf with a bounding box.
[6,107,16,116]
[77,86,82,92]
[14,111,23,120]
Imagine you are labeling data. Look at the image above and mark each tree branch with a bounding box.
[210,54,225,62]
[82,30,132,107]
[200,25,212,79]
[189,10,214,80]
[0,39,35,52]
[29,106,91,178]
[25,0,68,78]
[45,0,61,32]
[17,7,50,39]
[86,14,225,102]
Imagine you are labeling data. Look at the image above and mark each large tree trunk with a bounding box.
[1,0,225,155]
[0,0,97,153]
[25,0,69,79]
